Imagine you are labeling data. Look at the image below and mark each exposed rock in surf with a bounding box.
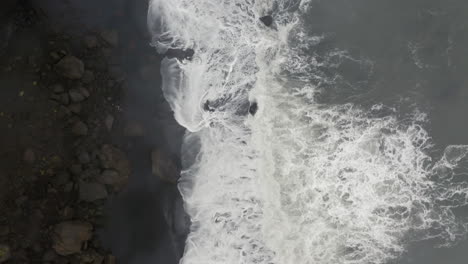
[249,102,258,115]
[164,48,195,61]
[260,15,273,27]
[203,100,215,112]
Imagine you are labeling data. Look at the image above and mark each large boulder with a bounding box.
[52,221,93,256]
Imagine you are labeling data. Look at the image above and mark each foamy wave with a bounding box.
[148,0,468,263]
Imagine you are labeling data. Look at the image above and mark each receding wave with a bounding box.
[148,0,468,263]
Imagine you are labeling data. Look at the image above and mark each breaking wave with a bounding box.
[148,0,468,263]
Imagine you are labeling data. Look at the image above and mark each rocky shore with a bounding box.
[0,1,187,263]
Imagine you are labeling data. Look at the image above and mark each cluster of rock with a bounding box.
[0,2,184,261]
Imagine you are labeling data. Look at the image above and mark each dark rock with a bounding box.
[100,30,118,46]
[52,221,93,256]
[55,55,85,79]
[50,51,61,60]
[80,249,102,263]
[57,105,71,118]
[249,101,258,115]
[52,84,65,93]
[79,87,90,98]
[97,169,120,186]
[78,151,91,164]
[203,100,215,112]
[53,171,71,186]
[165,48,195,61]
[260,15,273,27]
[72,121,88,136]
[69,104,82,114]
[79,181,108,202]
[60,93,70,105]
[84,35,98,49]
[0,244,11,263]
[99,145,130,188]
[151,149,179,184]
[70,164,83,176]
[23,148,36,164]
[42,249,58,262]
[93,254,105,264]
[69,89,85,103]
[104,115,114,131]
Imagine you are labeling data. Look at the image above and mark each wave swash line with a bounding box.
[148,0,468,263]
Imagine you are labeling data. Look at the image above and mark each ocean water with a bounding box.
[148,0,468,263]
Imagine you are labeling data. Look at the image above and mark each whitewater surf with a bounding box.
[148,0,468,263]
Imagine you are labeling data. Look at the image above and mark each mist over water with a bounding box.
[148,0,468,263]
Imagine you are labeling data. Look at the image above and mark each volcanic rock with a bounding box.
[72,121,88,136]
[55,55,85,79]
[100,145,130,184]
[52,221,92,256]
[260,15,273,27]
[100,30,118,46]
[79,181,108,202]
[69,89,85,103]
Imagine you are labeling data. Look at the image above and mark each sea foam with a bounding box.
[148,0,468,263]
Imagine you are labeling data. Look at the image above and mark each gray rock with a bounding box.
[97,169,120,186]
[72,121,88,136]
[78,151,91,164]
[79,87,90,98]
[53,172,71,186]
[84,35,98,49]
[60,93,70,105]
[52,221,93,256]
[52,84,65,93]
[0,244,11,263]
[151,149,179,184]
[50,94,61,102]
[57,105,71,118]
[50,52,61,60]
[70,164,83,176]
[69,104,82,114]
[23,148,36,164]
[69,89,85,103]
[79,181,108,202]
[42,249,58,262]
[101,30,118,46]
[99,145,130,189]
[55,55,85,79]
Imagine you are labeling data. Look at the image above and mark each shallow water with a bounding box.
[149,0,468,263]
